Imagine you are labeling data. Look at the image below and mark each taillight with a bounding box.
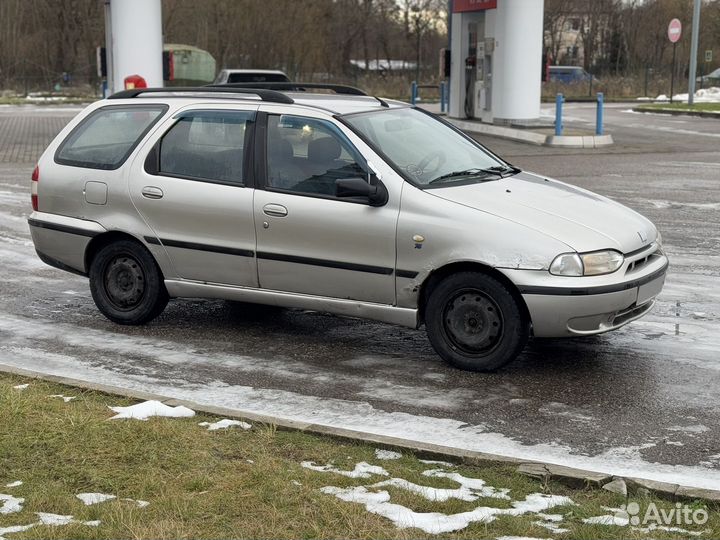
[31,165,39,211]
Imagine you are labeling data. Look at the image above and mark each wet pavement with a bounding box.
[0,103,719,489]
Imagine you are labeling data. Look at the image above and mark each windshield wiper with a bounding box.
[428,166,519,185]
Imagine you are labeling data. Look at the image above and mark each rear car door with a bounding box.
[129,105,259,287]
[253,110,399,305]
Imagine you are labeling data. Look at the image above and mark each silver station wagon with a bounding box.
[28,83,668,371]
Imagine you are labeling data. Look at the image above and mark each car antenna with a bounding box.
[374,96,390,108]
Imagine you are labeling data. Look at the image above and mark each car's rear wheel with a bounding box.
[425,271,529,372]
[89,239,168,325]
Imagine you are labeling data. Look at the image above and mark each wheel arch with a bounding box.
[418,261,531,329]
[84,231,159,275]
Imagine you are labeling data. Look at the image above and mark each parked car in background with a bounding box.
[27,84,667,372]
[548,65,594,84]
[696,67,720,86]
[213,69,290,84]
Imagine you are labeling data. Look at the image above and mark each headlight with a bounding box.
[550,250,624,276]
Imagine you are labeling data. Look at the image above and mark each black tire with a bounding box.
[89,239,168,325]
[425,271,529,372]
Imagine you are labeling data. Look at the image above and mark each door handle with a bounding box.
[141,186,164,199]
[263,203,288,217]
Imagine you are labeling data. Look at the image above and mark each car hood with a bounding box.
[430,171,656,253]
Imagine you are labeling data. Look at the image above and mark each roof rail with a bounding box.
[207,82,367,96]
[107,86,294,104]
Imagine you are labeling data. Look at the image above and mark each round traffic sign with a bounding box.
[668,18,682,43]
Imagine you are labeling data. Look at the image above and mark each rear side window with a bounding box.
[158,110,255,185]
[227,72,289,83]
[56,105,167,170]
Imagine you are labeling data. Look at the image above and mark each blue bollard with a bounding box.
[555,93,564,136]
[411,81,418,106]
[596,92,604,135]
[440,81,446,113]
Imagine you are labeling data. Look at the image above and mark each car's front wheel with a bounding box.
[89,239,168,325]
[425,271,529,372]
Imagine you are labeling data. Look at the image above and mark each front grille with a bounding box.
[625,244,660,275]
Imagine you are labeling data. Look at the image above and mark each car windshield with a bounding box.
[343,108,514,186]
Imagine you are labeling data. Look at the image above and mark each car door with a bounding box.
[129,105,259,287]
[253,110,399,305]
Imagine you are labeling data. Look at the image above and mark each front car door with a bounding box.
[253,108,400,305]
[129,105,259,287]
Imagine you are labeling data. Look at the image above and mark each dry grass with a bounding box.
[0,373,717,539]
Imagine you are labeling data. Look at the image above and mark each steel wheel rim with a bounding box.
[441,288,504,356]
[103,254,146,311]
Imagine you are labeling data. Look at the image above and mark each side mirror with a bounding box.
[335,176,388,207]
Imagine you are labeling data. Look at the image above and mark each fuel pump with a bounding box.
[474,37,493,118]
[464,23,478,119]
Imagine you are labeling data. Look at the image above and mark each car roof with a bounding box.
[107,89,408,116]
[220,69,288,75]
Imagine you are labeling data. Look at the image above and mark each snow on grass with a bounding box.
[76,493,116,505]
[419,459,455,467]
[583,514,629,526]
[122,498,149,508]
[301,461,389,478]
[0,494,23,514]
[3,482,21,488]
[11,384,28,390]
[35,512,74,526]
[320,485,573,534]
[198,419,251,431]
[48,394,76,402]
[369,469,510,503]
[0,524,34,540]
[532,519,570,533]
[375,449,402,460]
[108,400,195,421]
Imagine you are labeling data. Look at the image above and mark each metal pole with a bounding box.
[104,0,114,95]
[596,92,604,135]
[555,93,564,136]
[440,81,446,113]
[687,0,702,106]
[411,81,418,105]
[670,42,677,104]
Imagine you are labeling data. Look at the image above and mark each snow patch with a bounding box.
[76,492,116,505]
[320,486,573,534]
[198,419,251,431]
[374,449,402,460]
[4,482,21,488]
[301,461,389,478]
[108,400,195,420]
[0,524,34,540]
[35,512,74,526]
[419,459,455,467]
[0,494,24,514]
[12,384,28,390]
[49,394,76,403]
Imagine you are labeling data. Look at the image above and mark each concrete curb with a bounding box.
[3,363,719,503]
[447,118,614,148]
[632,106,720,119]
[448,118,547,146]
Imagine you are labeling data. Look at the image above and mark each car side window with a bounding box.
[158,110,254,185]
[56,105,167,170]
[265,114,366,197]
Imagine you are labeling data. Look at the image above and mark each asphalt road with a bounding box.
[1,103,719,488]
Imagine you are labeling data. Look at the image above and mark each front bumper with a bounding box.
[501,253,668,337]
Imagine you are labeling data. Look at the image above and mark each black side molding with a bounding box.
[396,269,419,279]
[257,251,394,276]
[28,218,99,238]
[518,261,668,296]
[144,237,254,258]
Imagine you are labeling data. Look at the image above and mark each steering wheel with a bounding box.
[414,151,446,178]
